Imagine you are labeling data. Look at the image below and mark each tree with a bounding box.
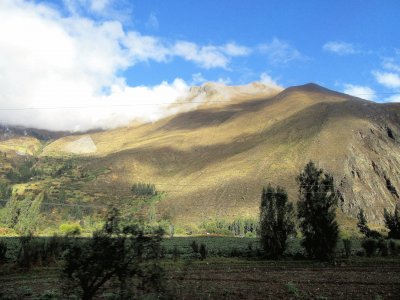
[297,161,339,260]
[384,204,400,239]
[357,209,381,239]
[259,184,295,258]
[62,208,165,300]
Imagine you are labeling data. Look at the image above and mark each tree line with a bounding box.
[259,161,400,260]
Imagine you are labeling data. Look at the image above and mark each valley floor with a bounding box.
[1,257,399,299]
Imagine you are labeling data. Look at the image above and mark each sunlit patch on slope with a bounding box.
[64,136,97,154]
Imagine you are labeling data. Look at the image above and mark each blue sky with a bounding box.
[0,0,399,131]
[55,0,400,98]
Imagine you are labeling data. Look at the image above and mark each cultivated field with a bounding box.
[0,236,399,299]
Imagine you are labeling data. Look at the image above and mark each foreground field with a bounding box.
[1,257,399,299]
[1,236,400,299]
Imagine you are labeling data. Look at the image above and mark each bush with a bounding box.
[190,240,199,254]
[342,239,352,258]
[377,239,388,257]
[361,238,378,257]
[59,223,82,236]
[62,208,165,300]
[131,182,157,197]
[357,209,382,239]
[17,234,42,269]
[389,240,399,256]
[172,245,180,261]
[0,241,7,263]
[199,243,208,260]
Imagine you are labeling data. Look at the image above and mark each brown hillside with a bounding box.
[41,83,400,227]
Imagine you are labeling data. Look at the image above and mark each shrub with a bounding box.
[361,238,378,257]
[342,239,352,258]
[0,241,7,263]
[357,209,382,239]
[389,240,398,256]
[190,240,199,254]
[59,223,82,236]
[199,243,208,260]
[259,184,295,259]
[62,208,165,300]
[17,234,42,269]
[131,182,157,197]
[377,239,388,257]
[172,245,180,261]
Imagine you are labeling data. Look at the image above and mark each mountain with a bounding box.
[1,82,399,233]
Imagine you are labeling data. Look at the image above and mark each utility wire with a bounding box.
[0,92,399,111]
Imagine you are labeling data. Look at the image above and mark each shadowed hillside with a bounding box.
[1,82,399,231]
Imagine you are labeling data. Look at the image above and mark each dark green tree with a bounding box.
[297,161,339,260]
[62,208,165,300]
[384,204,400,239]
[259,184,295,258]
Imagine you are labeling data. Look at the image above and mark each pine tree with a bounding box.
[297,161,339,260]
[259,184,295,258]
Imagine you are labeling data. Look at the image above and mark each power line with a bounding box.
[0,92,399,111]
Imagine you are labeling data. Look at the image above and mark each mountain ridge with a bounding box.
[0,82,399,232]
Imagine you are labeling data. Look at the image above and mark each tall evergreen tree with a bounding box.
[384,204,400,239]
[259,184,295,258]
[297,161,339,260]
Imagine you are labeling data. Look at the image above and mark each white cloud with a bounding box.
[0,0,253,131]
[222,43,251,56]
[123,31,169,63]
[173,42,228,69]
[259,38,302,65]
[373,71,400,89]
[323,41,356,55]
[385,94,400,102]
[343,84,376,101]
[63,0,112,14]
[382,58,400,72]
[259,73,281,89]
[191,73,207,85]
[89,0,110,12]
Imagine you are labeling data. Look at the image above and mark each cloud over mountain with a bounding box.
[0,0,253,131]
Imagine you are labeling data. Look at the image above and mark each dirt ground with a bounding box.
[1,258,399,299]
[166,258,400,300]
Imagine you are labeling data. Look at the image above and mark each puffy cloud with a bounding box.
[382,58,400,72]
[173,41,229,69]
[0,0,252,131]
[259,38,302,65]
[343,84,376,101]
[221,43,251,56]
[373,71,400,89]
[172,42,250,69]
[259,73,281,89]
[322,41,356,55]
